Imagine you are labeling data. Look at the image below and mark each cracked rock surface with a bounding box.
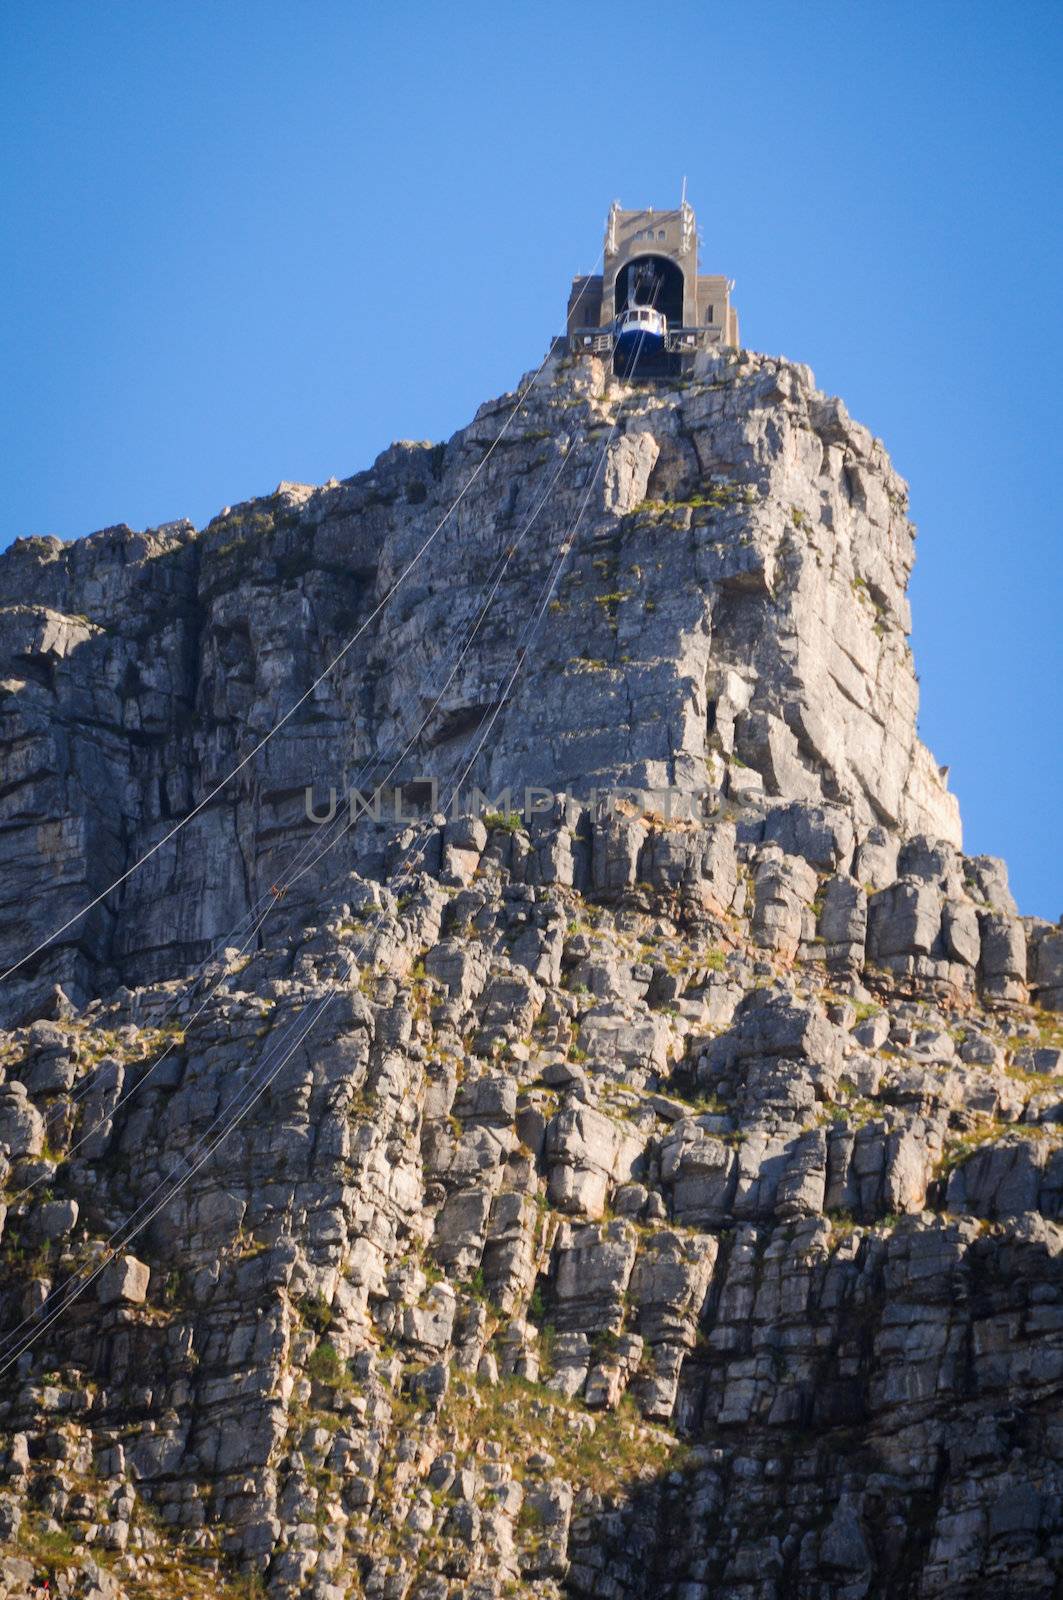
[0,349,1059,1598]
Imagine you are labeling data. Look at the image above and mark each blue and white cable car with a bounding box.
[614,304,667,358]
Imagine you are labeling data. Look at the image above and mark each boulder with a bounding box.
[97,1253,150,1306]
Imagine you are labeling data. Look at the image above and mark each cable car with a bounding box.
[614,304,667,357]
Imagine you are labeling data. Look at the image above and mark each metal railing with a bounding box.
[569,329,615,354]
[569,326,723,356]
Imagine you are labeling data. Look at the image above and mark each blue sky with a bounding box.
[2,0,1060,917]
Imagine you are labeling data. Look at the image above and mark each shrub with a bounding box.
[483,810,524,833]
[298,1293,333,1335]
[307,1339,343,1385]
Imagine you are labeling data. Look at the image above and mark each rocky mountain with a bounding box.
[0,347,1059,1600]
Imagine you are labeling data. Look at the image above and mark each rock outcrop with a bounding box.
[0,348,1058,1600]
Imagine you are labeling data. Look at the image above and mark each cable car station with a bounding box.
[567,198,739,377]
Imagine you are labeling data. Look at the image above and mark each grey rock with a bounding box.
[96,1254,150,1306]
[545,1102,643,1218]
[602,430,660,516]
[30,1198,79,1241]
[1028,923,1063,1010]
[978,911,1028,1003]
[818,874,868,964]
[0,1086,45,1160]
[763,802,855,872]
[867,879,941,960]
[553,1219,638,1333]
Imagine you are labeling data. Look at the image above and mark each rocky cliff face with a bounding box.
[0,350,1060,1600]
